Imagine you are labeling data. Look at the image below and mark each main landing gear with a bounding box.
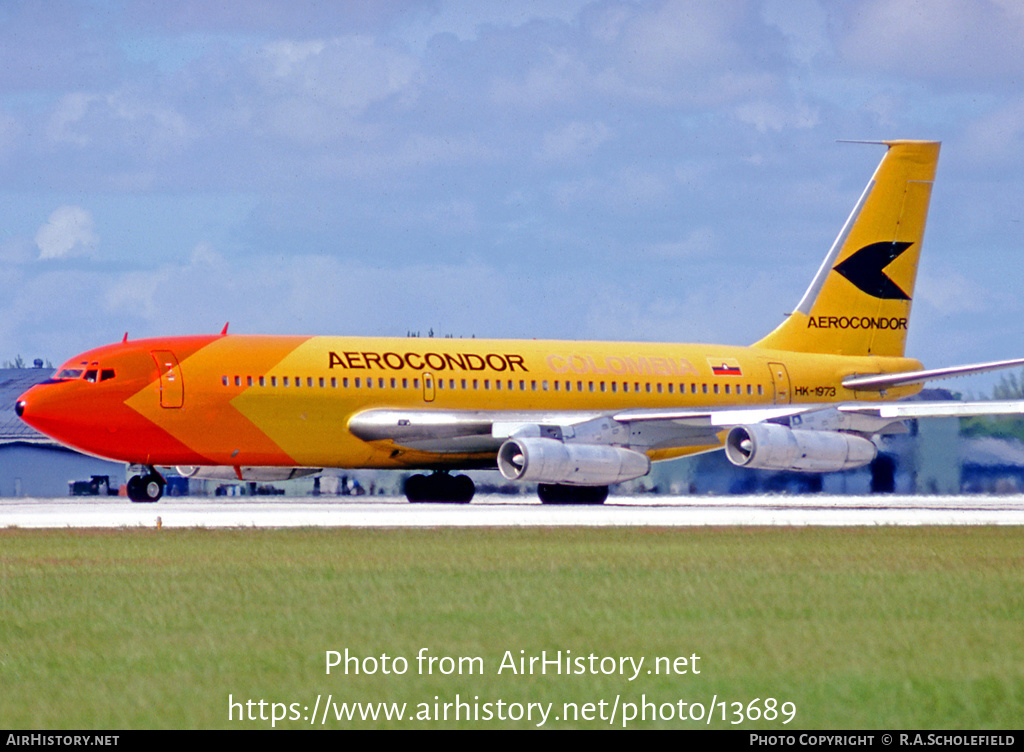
[127,467,165,503]
[404,472,475,503]
[402,475,610,504]
[537,484,609,505]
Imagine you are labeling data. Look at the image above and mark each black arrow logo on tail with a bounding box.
[833,241,913,300]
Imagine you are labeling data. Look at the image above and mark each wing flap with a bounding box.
[839,399,1024,419]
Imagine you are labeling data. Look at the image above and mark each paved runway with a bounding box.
[2,494,1023,528]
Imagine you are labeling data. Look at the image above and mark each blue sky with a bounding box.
[2,0,1024,394]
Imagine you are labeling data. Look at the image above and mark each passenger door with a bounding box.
[768,362,791,404]
[151,350,184,408]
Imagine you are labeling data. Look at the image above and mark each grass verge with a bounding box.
[1,526,1022,728]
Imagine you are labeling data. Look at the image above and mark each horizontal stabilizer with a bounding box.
[842,357,1024,391]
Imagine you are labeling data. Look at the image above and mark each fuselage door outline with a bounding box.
[768,362,791,405]
[151,350,184,409]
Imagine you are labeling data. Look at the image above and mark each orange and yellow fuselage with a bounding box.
[17,333,922,471]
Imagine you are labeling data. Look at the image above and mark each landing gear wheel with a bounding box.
[127,472,165,503]
[537,484,609,505]
[404,473,475,503]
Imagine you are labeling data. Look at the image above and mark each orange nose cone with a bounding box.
[16,381,208,466]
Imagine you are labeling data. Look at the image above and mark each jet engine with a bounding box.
[497,437,651,485]
[724,423,877,472]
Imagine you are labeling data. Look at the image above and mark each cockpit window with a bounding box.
[52,366,114,382]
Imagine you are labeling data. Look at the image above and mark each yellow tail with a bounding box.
[754,140,940,357]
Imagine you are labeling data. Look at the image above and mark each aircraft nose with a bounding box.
[15,399,26,418]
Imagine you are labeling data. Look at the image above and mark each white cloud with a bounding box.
[647,228,718,260]
[490,49,590,110]
[47,93,97,146]
[46,91,194,158]
[962,100,1024,166]
[761,0,830,65]
[536,121,614,163]
[839,0,1024,81]
[248,35,419,143]
[35,206,98,260]
[734,101,819,133]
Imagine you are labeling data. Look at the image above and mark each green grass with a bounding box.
[1,527,1022,729]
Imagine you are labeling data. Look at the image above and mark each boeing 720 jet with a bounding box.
[15,140,1024,502]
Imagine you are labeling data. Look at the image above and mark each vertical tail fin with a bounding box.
[754,140,940,357]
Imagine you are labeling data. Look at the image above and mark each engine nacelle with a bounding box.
[497,437,651,485]
[724,423,877,473]
[175,466,322,482]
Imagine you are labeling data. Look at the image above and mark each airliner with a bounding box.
[15,140,1024,503]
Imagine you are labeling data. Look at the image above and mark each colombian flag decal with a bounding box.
[708,357,743,377]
